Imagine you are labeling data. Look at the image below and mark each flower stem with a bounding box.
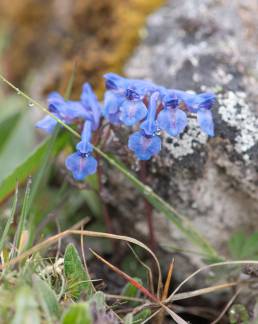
[140,161,156,252]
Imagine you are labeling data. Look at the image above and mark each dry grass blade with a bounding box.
[156,259,175,324]
[90,248,160,303]
[167,260,258,302]
[171,282,238,301]
[127,243,155,294]
[141,309,161,324]
[161,304,188,324]
[91,249,188,324]
[0,229,162,290]
[104,293,147,303]
[162,259,174,300]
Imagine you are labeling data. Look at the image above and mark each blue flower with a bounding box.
[103,91,124,125]
[119,88,147,126]
[128,131,161,160]
[157,94,187,136]
[65,120,97,181]
[180,92,215,113]
[104,73,128,94]
[36,92,88,133]
[35,115,59,134]
[175,91,215,136]
[140,91,160,136]
[103,73,129,125]
[65,153,97,181]
[47,92,65,112]
[128,91,161,160]
[80,83,102,130]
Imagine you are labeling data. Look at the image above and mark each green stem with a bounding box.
[0,73,222,261]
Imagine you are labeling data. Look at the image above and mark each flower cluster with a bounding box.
[36,83,101,180]
[36,73,216,181]
[103,73,215,160]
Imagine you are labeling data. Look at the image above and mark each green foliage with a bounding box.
[124,313,133,324]
[229,231,258,259]
[62,303,92,324]
[14,178,32,255]
[229,304,249,324]
[32,274,60,319]
[134,308,152,322]
[0,133,68,202]
[0,111,21,152]
[122,277,142,298]
[11,286,40,324]
[64,243,94,299]
[0,184,18,254]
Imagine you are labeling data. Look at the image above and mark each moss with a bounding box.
[0,0,164,95]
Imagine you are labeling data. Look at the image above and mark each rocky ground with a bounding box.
[104,0,258,280]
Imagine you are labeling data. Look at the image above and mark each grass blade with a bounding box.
[13,178,32,256]
[0,183,18,254]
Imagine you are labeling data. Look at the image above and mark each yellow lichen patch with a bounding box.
[0,0,164,96]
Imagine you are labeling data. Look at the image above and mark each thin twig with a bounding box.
[211,287,242,324]
[127,243,154,294]
[166,260,258,302]
[0,229,162,291]
[139,161,156,252]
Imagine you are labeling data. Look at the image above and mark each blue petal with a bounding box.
[119,100,147,126]
[47,92,65,112]
[65,152,97,181]
[76,120,93,153]
[179,91,216,112]
[162,93,179,108]
[140,119,157,136]
[76,141,93,154]
[128,131,161,160]
[197,108,214,136]
[104,73,128,93]
[81,83,102,130]
[103,91,123,125]
[57,101,90,121]
[157,108,187,136]
[130,79,157,96]
[140,91,159,136]
[35,115,58,134]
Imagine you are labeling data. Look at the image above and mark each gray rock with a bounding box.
[107,0,258,273]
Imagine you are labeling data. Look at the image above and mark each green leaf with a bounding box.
[62,303,92,324]
[229,232,258,259]
[241,233,258,259]
[14,178,32,255]
[229,304,249,324]
[64,243,94,299]
[32,274,60,319]
[0,184,18,253]
[0,112,36,182]
[124,313,133,324]
[0,133,68,203]
[134,308,152,322]
[228,232,246,259]
[122,277,142,298]
[11,286,40,324]
[0,111,21,151]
